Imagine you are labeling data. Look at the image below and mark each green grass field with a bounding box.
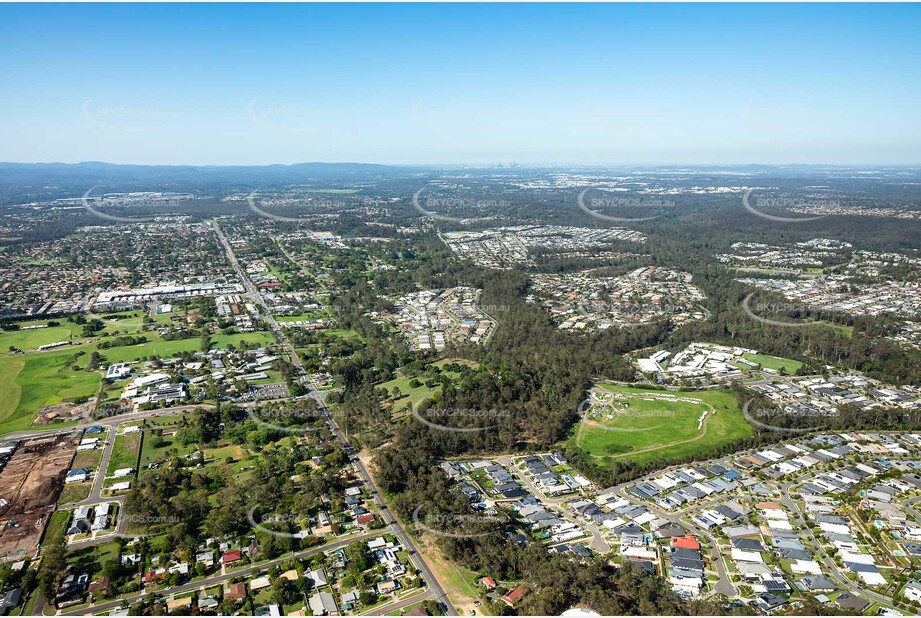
[210,331,276,349]
[0,322,82,351]
[71,448,103,470]
[0,311,146,353]
[57,482,92,505]
[139,429,196,467]
[67,540,119,581]
[276,312,329,322]
[0,351,101,435]
[381,374,440,414]
[0,319,280,435]
[43,510,70,545]
[107,432,142,474]
[570,384,753,466]
[98,330,275,364]
[739,352,803,373]
[381,359,479,414]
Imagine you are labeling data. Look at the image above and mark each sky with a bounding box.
[1,3,919,166]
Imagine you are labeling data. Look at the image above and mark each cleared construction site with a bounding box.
[0,433,79,562]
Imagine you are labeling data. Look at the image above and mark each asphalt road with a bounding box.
[361,589,434,616]
[608,483,738,597]
[497,456,610,554]
[778,481,894,607]
[214,221,457,616]
[59,532,379,616]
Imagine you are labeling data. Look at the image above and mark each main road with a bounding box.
[213,220,457,616]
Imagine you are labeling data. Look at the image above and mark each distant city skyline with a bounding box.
[1,3,920,166]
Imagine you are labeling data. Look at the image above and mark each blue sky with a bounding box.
[1,3,919,166]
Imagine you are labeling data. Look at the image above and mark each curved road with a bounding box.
[610,484,737,597]
[779,481,896,607]
[497,457,610,554]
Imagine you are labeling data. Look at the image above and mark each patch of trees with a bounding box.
[98,335,147,349]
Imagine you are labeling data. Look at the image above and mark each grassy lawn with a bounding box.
[0,311,145,353]
[0,322,83,351]
[380,374,439,415]
[381,359,480,415]
[423,547,481,610]
[107,432,142,475]
[143,413,195,428]
[247,369,284,385]
[204,444,254,468]
[204,444,247,459]
[324,328,366,342]
[96,311,147,336]
[276,312,329,322]
[139,432,196,467]
[388,601,427,616]
[740,352,804,373]
[98,330,275,364]
[97,335,202,363]
[67,541,120,580]
[0,358,24,430]
[210,331,276,349]
[71,448,103,470]
[57,482,92,505]
[0,350,101,435]
[43,510,71,545]
[570,384,753,466]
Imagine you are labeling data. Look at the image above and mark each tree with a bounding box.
[102,558,123,581]
[345,540,369,573]
[39,537,67,600]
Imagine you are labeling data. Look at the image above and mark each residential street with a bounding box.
[213,220,457,616]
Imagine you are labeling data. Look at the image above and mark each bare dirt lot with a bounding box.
[0,433,79,562]
[33,398,96,425]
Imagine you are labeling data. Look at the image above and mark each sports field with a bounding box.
[570,384,753,466]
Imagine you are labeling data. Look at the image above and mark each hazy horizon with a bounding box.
[2,3,920,166]
[3,160,921,169]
